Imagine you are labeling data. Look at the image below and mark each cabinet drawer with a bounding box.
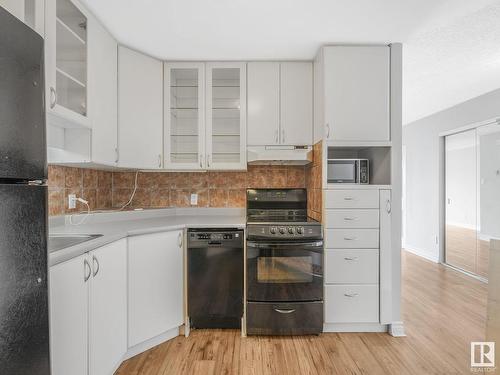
[325,285,379,323]
[325,209,379,229]
[326,229,379,248]
[325,249,379,284]
[325,190,379,209]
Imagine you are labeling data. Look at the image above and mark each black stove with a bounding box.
[246,189,322,240]
[245,188,324,335]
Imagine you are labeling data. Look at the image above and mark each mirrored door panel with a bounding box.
[445,122,500,279]
[477,123,500,278]
[445,129,478,275]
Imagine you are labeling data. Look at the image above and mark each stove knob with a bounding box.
[279,227,286,235]
[270,227,277,235]
[288,227,295,234]
[297,227,304,235]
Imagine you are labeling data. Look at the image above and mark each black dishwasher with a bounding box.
[188,229,244,329]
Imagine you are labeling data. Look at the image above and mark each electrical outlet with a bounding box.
[68,194,76,209]
[190,193,198,206]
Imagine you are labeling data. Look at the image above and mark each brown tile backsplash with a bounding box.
[306,141,323,222]
[47,165,307,216]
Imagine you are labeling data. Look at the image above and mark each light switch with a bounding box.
[190,193,198,206]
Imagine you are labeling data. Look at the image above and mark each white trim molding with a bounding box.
[388,321,406,337]
[323,323,388,333]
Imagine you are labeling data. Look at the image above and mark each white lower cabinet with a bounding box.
[323,188,391,327]
[128,230,184,347]
[50,254,89,375]
[50,239,127,375]
[325,285,379,323]
[89,241,128,375]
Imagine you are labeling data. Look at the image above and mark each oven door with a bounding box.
[247,240,323,302]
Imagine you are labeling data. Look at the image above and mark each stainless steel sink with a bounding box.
[48,234,103,253]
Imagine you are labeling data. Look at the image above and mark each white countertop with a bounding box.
[49,208,246,266]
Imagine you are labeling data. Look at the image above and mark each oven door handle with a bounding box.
[247,241,323,250]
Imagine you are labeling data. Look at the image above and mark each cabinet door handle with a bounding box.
[84,259,91,282]
[115,148,119,163]
[386,199,392,214]
[199,154,203,168]
[158,154,162,168]
[274,308,296,314]
[178,232,183,248]
[344,256,359,261]
[343,217,358,221]
[343,197,355,201]
[206,154,211,168]
[282,128,285,143]
[275,129,279,144]
[326,123,330,139]
[344,237,357,241]
[344,293,359,298]
[49,87,57,109]
[92,255,100,277]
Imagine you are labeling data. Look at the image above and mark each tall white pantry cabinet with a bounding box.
[315,44,403,335]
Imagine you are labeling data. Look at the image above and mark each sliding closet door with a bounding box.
[477,123,500,278]
[445,130,478,275]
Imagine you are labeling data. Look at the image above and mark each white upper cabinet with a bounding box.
[118,46,163,169]
[322,46,390,142]
[280,62,313,145]
[0,0,45,35]
[87,14,117,166]
[247,62,280,146]
[45,0,89,127]
[206,62,247,170]
[164,63,205,170]
[247,61,312,146]
[164,62,247,170]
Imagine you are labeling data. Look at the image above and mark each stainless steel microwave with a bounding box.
[327,159,369,184]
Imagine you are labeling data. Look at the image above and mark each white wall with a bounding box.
[403,88,500,262]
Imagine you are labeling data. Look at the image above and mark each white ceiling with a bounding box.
[81,0,500,124]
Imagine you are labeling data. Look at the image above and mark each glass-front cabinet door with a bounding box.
[206,62,247,170]
[45,0,89,126]
[164,63,205,170]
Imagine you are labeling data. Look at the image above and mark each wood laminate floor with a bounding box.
[116,251,487,375]
[445,224,489,278]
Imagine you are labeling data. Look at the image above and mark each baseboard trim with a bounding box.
[388,321,406,337]
[323,323,388,333]
[403,246,439,263]
[124,327,180,361]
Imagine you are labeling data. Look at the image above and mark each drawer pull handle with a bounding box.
[344,237,357,241]
[344,293,359,298]
[274,308,296,314]
[343,197,355,201]
[343,217,358,221]
[344,257,359,261]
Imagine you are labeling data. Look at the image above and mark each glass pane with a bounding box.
[56,0,87,116]
[211,68,240,164]
[257,256,313,283]
[445,130,477,275]
[477,123,500,278]
[170,68,199,164]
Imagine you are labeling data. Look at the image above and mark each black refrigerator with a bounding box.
[0,7,50,375]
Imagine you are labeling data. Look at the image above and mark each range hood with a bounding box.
[247,145,312,165]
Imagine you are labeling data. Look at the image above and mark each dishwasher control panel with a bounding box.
[188,229,244,248]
